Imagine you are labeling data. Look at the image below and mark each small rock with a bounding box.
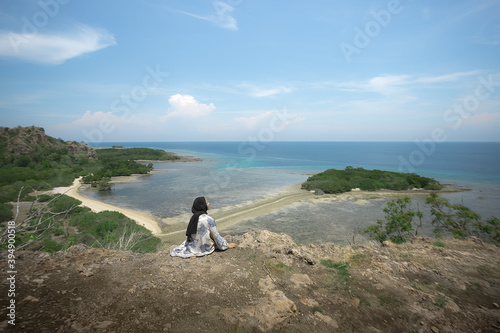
[315,312,339,328]
[300,297,319,307]
[22,295,40,302]
[350,298,360,308]
[290,274,313,287]
[382,240,396,248]
[431,326,439,333]
[95,321,114,329]
[493,302,499,308]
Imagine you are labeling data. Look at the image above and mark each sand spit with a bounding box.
[51,178,162,235]
[158,184,465,244]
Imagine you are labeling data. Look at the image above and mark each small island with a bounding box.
[82,147,182,191]
[301,166,442,194]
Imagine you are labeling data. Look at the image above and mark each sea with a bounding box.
[84,142,500,245]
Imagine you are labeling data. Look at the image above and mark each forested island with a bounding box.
[301,166,442,194]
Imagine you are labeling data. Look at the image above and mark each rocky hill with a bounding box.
[0,126,97,162]
[2,231,499,332]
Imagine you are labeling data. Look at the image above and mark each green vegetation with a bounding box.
[320,260,351,292]
[68,210,161,253]
[80,148,178,188]
[426,193,500,242]
[433,241,446,248]
[0,126,173,253]
[365,195,500,245]
[364,196,423,244]
[1,193,160,253]
[433,295,448,308]
[96,147,179,161]
[302,166,442,194]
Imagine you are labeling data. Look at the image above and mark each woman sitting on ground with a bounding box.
[170,196,236,258]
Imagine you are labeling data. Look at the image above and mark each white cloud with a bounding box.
[0,24,116,64]
[180,1,238,31]
[252,86,294,97]
[236,111,275,130]
[71,110,127,127]
[415,71,480,83]
[338,75,410,95]
[46,110,130,142]
[238,83,294,97]
[165,94,215,118]
[462,112,500,126]
[338,71,483,95]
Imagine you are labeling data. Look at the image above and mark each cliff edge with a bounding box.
[2,231,500,332]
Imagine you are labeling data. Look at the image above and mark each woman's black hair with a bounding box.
[185,196,208,241]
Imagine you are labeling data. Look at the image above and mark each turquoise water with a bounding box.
[85,142,500,244]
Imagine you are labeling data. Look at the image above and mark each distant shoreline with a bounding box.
[91,147,203,163]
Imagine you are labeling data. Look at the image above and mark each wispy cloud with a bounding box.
[415,71,481,83]
[462,112,500,126]
[165,94,215,118]
[338,75,411,95]
[179,1,238,31]
[238,83,294,97]
[0,24,116,65]
[235,110,275,130]
[235,109,304,130]
[338,71,482,95]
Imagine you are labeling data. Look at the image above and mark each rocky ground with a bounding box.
[1,231,500,332]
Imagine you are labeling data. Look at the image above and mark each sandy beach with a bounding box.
[52,177,163,235]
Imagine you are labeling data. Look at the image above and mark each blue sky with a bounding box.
[0,0,499,143]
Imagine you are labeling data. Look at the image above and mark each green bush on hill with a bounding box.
[302,166,442,194]
[69,210,161,253]
[2,194,161,253]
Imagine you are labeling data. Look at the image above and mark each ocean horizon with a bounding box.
[84,141,500,244]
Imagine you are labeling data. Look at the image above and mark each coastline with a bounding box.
[159,184,466,244]
[51,177,163,235]
[109,169,171,183]
[50,169,468,245]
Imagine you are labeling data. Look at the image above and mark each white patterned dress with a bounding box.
[170,214,229,258]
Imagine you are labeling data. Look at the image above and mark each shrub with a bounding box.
[42,238,66,253]
[49,195,81,214]
[364,196,423,244]
[0,202,13,222]
[69,211,160,253]
[426,193,489,240]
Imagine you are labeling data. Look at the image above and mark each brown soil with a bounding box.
[2,231,500,332]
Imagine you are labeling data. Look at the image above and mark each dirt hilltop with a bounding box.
[2,231,500,332]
